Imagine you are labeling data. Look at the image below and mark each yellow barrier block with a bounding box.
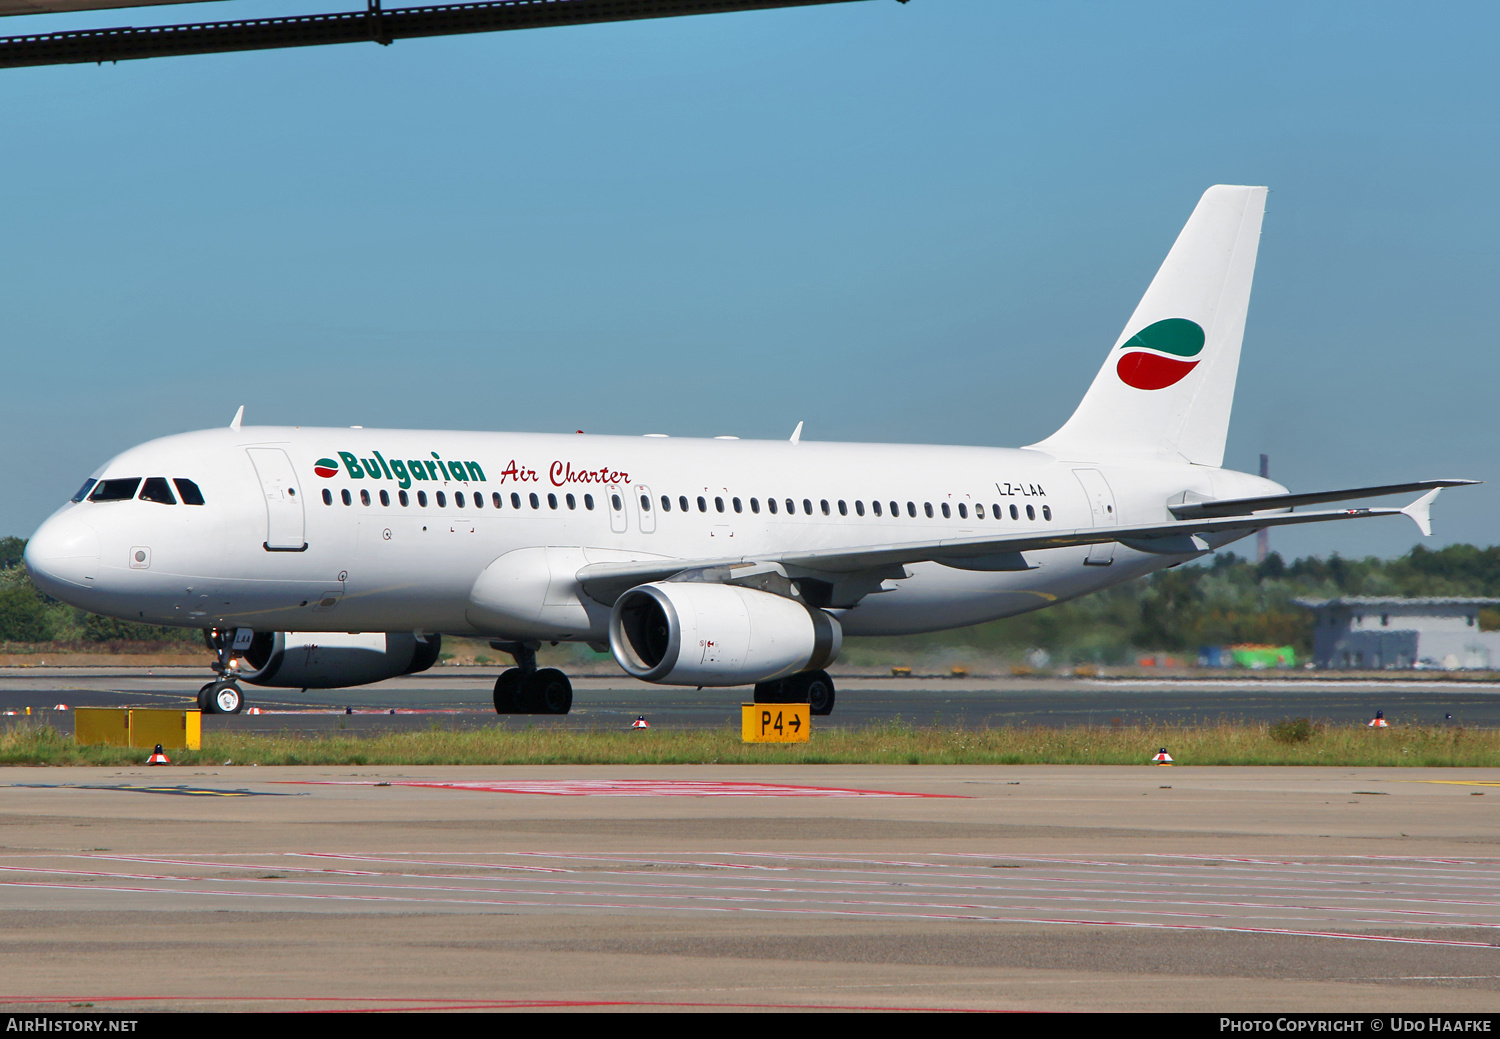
[72,708,201,750]
[129,709,201,751]
[741,703,810,743]
[74,708,131,747]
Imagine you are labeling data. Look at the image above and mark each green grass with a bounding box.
[3,720,1500,767]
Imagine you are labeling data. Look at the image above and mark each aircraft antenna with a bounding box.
[789,421,803,444]
[229,405,244,431]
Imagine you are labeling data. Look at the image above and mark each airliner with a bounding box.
[23,185,1474,716]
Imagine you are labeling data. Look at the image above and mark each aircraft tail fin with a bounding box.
[1032,185,1268,467]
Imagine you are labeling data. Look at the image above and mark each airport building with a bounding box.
[1296,597,1500,670]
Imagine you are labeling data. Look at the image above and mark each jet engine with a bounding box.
[609,582,841,686]
[230,631,442,688]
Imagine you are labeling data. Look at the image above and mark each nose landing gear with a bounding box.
[200,628,250,715]
[489,641,573,715]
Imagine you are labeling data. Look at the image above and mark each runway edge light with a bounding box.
[1369,710,1390,728]
[1153,748,1174,765]
[146,744,171,765]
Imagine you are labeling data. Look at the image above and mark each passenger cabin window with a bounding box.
[90,478,141,502]
[872,501,882,517]
[679,496,689,512]
[418,491,428,507]
[139,478,176,505]
[698,496,707,512]
[1026,505,1035,520]
[958,503,967,519]
[492,492,503,508]
[342,489,352,506]
[661,495,671,512]
[529,493,540,509]
[750,498,760,514]
[733,497,742,514]
[1010,504,1019,520]
[567,494,576,510]
[803,499,813,515]
[924,502,934,518]
[548,493,558,510]
[1042,505,1052,521]
[941,503,951,519]
[455,492,466,508]
[322,489,333,506]
[71,479,97,503]
[380,490,391,507]
[585,494,595,510]
[472,491,482,508]
[906,502,916,518]
[785,499,795,515]
[361,489,371,506]
[611,493,623,511]
[436,491,447,508]
[768,498,778,514]
[401,491,411,507]
[854,501,864,517]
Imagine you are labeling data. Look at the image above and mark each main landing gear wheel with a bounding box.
[802,670,836,716]
[199,681,244,715]
[754,670,835,715]
[493,669,523,714]
[521,668,573,715]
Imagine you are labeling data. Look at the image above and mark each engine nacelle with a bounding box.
[236,631,442,689]
[610,582,841,687]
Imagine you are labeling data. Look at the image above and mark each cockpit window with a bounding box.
[139,478,177,505]
[89,478,142,502]
[173,479,206,506]
[70,479,96,503]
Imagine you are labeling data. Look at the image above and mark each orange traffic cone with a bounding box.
[146,744,171,765]
[1368,710,1389,728]
[630,716,650,730]
[1152,748,1174,765]
[246,707,262,715]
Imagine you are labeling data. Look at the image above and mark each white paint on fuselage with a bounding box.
[26,426,1284,641]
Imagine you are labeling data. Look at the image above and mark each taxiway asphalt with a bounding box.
[0,762,1498,1011]
[3,666,1499,733]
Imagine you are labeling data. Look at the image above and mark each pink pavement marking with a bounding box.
[279,779,964,798]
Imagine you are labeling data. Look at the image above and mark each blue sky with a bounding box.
[2,0,1495,559]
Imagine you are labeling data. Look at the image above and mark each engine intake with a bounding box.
[610,582,840,687]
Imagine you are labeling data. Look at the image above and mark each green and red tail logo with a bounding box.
[313,458,340,478]
[1115,318,1205,390]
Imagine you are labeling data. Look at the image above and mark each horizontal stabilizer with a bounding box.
[1169,479,1479,520]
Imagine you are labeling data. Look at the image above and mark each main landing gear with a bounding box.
[754,669,835,716]
[199,628,248,715]
[490,641,573,715]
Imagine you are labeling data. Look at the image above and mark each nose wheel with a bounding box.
[198,681,245,715]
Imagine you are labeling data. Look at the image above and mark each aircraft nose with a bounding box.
[24,514,101,594]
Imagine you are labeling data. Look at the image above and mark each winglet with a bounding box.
[229,405,244,431]
[790,421,803,444]
[1401,488,1441,537]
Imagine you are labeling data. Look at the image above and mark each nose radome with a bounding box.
[24,514,101,593]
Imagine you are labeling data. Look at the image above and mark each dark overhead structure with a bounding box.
[0,0,882,69]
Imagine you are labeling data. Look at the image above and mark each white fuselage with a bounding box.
[25,426,1283,643]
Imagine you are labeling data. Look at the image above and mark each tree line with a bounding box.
[2,534,1498,660]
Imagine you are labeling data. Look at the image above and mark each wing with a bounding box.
[1168,479,1478,519]
[577,486,1461,607]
